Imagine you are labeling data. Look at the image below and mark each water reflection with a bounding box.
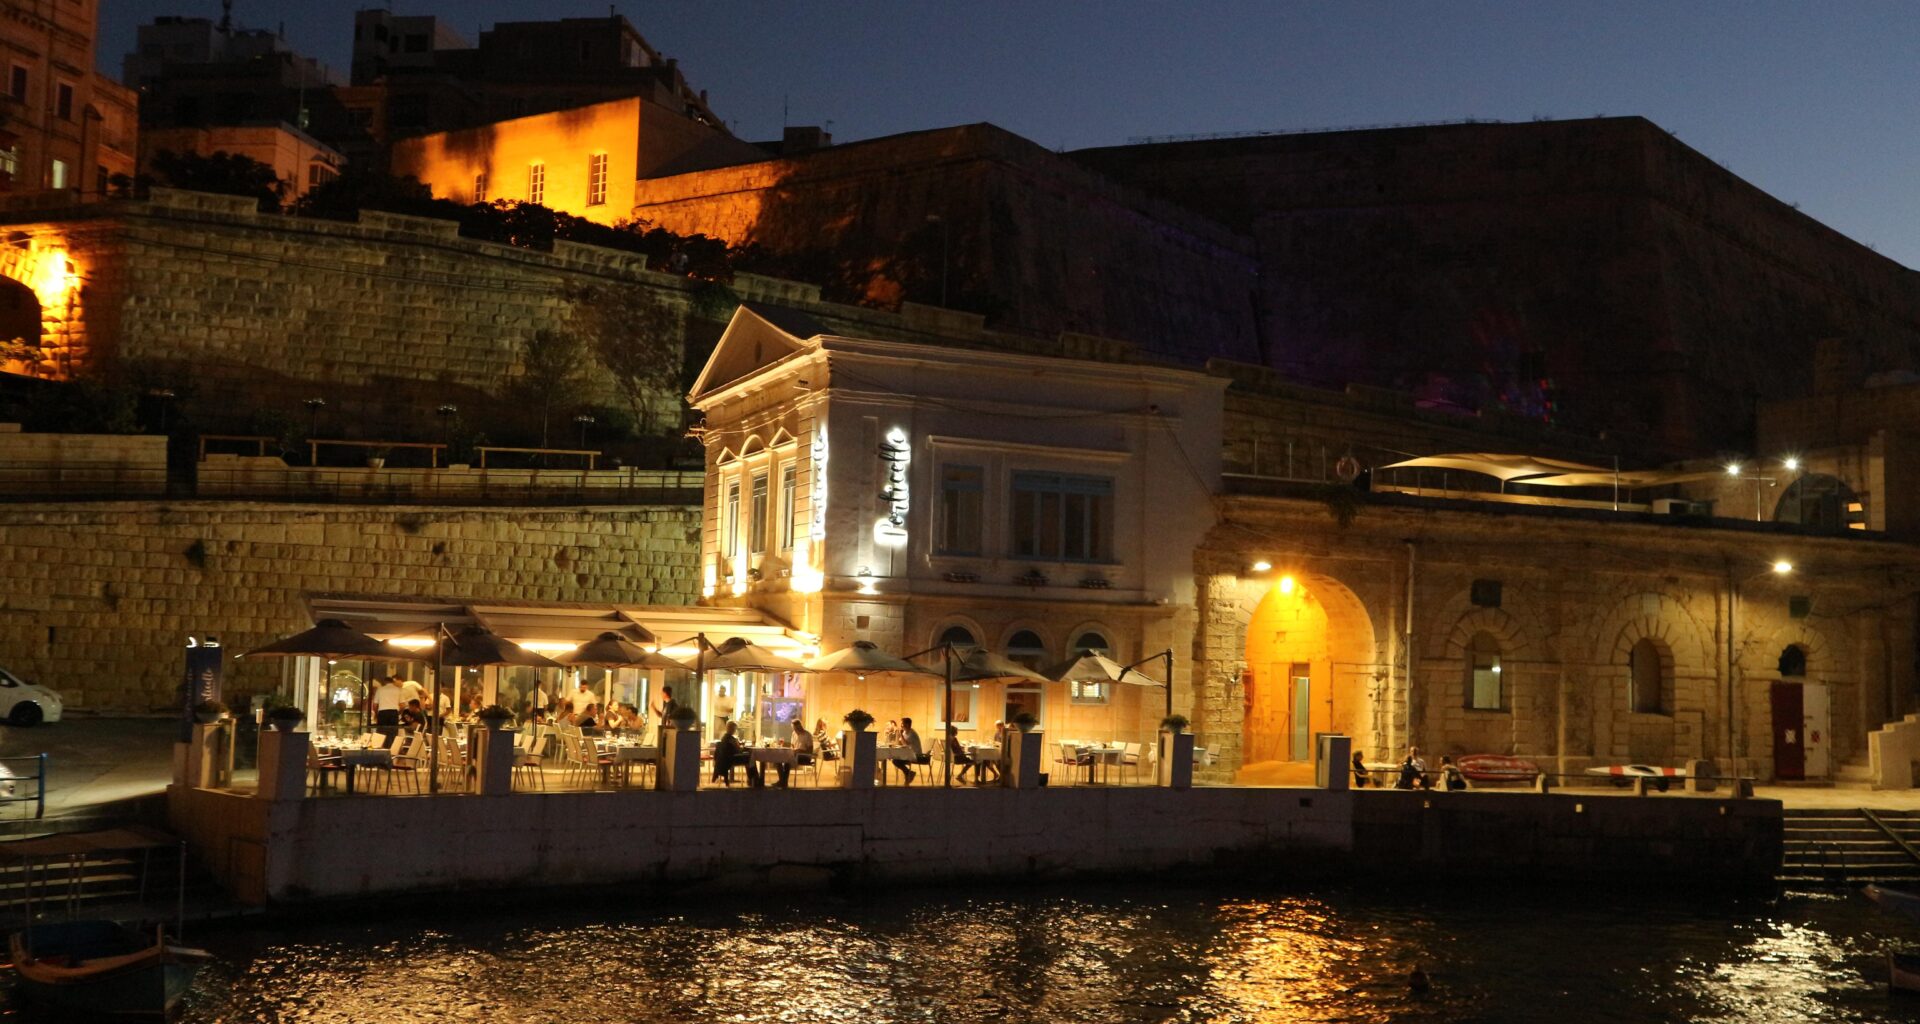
[149,885,1920,1024]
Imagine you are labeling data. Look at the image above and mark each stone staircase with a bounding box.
[1781,808,1920,884]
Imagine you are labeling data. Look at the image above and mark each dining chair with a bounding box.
[1053,743,1090,786]
[306,744,344,795]
[1118,742,1143,785]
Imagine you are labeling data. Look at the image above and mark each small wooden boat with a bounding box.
[10,920,210,1017]
[1865,884,1920,923]
[1584,764,1686,790]
[1456,754,1540,784]
[1890,950,1920,995]
[1,826,211,1017]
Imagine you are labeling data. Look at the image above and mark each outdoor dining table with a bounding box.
[750,747,799,765]
[326,746,393,794]
[605,743,661,786]
[1076,745,1126,785]
[873,745,913,784]
[965,744,1002,783]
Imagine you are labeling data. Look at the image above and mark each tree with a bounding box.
[145,149,288,212]
[516,327,587,448]
[563,284,683,436]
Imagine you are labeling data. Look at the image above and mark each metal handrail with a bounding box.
[0,754,48,819]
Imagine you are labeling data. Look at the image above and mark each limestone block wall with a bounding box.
[1193,494,1920,782]
[0,501,700,712]
[0,189,698,440]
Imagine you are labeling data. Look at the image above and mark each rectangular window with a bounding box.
[937,465,983,555]
[55,82,72,121]
[472,171,487,203]
[8,66,25,103]
[1069,679,1110,705]
[724,480,740,557]
[748,472,768,554]
[527,161,545,205]
[1468,649,1502,710]
[49,158,67,190]
[779,462,797,551]
[586,152,607,206]
[1010,472,1113,561]
[942,685,977,730]
[1005,686,1044,729]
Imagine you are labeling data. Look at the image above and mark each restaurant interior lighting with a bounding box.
[1782,456,1801,472]
[1772,560,1793,575]
[1250,560,1272,572]
[1725,463,1742,477]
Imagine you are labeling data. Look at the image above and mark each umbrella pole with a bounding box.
[943,644,953,789]
[430,625,445,795]
[1163,649,1174,721]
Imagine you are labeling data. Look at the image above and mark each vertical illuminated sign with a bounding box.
[874,427,910,546]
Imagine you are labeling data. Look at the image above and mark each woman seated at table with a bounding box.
[711,721,761,787]
[813,719,837,760]
[883,719,902,746]
[944,724,978,783]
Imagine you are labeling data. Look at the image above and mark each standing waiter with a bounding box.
[371,675,406,747]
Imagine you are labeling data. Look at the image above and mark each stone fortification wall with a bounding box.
[1073,117,1920,456]
[0,501,699,712]
[168,783,1781,906]
[631,124,1262,368]
[0,189,698,441]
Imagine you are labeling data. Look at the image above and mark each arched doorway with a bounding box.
[1774,474,1865,532]
[0,274,39,374]
[1240,574,1377,774]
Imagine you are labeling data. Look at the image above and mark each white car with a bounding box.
[0,667,61,726]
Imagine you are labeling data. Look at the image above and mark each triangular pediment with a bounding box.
[688,303,826,402]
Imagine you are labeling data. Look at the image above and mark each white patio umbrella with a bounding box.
[1045,651,1167,747]
[919,646,1049,787]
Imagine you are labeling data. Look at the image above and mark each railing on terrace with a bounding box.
[0,461,702,506]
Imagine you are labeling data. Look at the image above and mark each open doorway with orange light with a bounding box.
[1238,574,1377,785]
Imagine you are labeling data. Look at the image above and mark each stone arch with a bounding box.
[997,623,1053,662]
[1236,571,1380,769]
[0,233,82,379]
[1584,589,1716,763]
[1063,620,1124,659]
[929,615,986,651]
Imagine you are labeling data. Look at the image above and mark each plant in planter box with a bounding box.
[1159,714,1189,734]
[191,700,230,724]
[475,704,514,726]
[668,704,700,729]
[264,703,305,730]
[843,709,875,732]
[365,446,392,469]
[1011,711,1039,733]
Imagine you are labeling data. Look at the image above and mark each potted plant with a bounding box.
[365,446,391,470]
[475,704,514,727]
[1011,711,1040,733]
[265,704,305,731]
[192,700,230,724]
[1160,714,1189,734]
[843,709,875,732]
[669,704,700,729]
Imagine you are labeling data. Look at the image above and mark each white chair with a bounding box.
[1053,743,1090,786]
[1119,742,1143,785]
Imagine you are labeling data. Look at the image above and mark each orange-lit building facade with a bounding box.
[0,0,135,194]
[390,94,760,223]
[141,123,344,202]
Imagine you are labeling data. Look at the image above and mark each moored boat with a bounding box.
[1890,950,1920,995]
[10,920,209,1017]
[1456,754,1540,784]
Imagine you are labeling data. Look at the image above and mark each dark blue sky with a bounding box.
[101,1,1920,267]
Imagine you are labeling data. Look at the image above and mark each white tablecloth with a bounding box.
[611,745,661,763]
[750,747,799,765]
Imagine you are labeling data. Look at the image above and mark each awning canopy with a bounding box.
[304,597,813,659]
[1518,468,1728,488]
[1382,452,1610,483]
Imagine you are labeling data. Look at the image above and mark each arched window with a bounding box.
[938,625,977,651]
[1630,638,1668,714]
[1465,632,1503,710]
[1774,474,1865,532]
[1778,644,1807,678]
[1005,630,1047,670]
[1072,631,1111,656]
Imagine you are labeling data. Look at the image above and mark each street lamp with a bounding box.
[149,388,175,434]
[573,413,596,448]
[303,397,326,438]
[1728,559,1795,775]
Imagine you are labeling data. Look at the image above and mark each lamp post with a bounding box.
[149,388,175,434]
[574,413,596,449]
[303,397,326,439]
[1728,559,1793,775]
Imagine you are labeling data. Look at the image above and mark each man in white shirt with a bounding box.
[372,675,406,747]
[572,680,596,715]
[894,717,923,783]
[399,676,426,707]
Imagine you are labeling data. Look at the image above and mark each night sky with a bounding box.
[100,1,1920,268]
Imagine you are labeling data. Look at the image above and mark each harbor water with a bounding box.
[80,882,1920,1022]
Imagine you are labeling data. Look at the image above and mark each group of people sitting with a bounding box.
[711,718,819,787]
[1351,746,1468,791]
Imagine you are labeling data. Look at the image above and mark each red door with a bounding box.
[1772,682,1804,780]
